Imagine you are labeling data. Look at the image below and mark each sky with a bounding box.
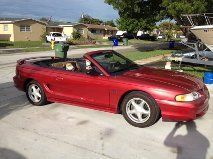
[0,0,119,22]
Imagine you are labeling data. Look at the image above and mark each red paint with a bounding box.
[13,50,210,121]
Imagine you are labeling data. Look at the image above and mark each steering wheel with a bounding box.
[114,61,122,67]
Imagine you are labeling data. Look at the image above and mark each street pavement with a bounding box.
[0,49,212,159]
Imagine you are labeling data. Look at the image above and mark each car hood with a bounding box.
[119,66,203,92]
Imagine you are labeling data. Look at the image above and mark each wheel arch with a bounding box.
[24,78,34,91]
[117,90,160,114]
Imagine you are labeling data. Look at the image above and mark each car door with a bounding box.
[52,70,111,109]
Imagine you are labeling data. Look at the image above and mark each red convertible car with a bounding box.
[13,50,210,127]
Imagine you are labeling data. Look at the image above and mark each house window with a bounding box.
[20,25,31,32]
[77,29,84,35]
[96,30,101,34]
[3,24,8,31]
[91,29,97,34]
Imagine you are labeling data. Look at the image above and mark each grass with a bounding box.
[121,50,212,78]
[0,40,52,52]
[74,44,112,49]
[95,38,110,42]
[144,60,212,79]
[0,41,44,48]
[123,50,173,61]
[173,65,212,79]
[128,39,154,45]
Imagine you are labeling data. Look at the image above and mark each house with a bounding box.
[52,23,118,39]
[46,25,63,34]
[82,24,118,39]
[0,18,46,41]
[46,21,64,34]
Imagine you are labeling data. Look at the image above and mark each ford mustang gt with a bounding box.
[13,50,210,127]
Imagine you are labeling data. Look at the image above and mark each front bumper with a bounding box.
[156,91,210,121]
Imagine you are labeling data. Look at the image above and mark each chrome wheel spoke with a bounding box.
[141,107,149,115]
[126,97,151,124]
[35,91,41,98]
[28,84,42,103]
[34,95,40,102]
[32,86,37,93]
[139,100,146,107]
[127,108,136,115]
[131,100,139,109]
[31,91,36,97]
[136,112,143,122]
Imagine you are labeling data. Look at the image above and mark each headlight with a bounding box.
[175,92,200,102]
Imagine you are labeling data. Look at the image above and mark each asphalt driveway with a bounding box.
[0,50,212,159]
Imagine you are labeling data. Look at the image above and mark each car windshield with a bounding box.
[52,33,62,37]
[92,50,139,75]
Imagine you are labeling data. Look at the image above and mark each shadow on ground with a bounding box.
[0,82,29,120]
[164,121,210,159]
[134,42,169,52]
[0,148,26,159]
[133,41,187,52]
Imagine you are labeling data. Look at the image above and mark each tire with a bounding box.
[26,80,47,106]
[121,91,161,128]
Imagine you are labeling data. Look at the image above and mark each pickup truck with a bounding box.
[46,32,67,42]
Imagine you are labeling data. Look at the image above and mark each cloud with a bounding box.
[0,0,119,21]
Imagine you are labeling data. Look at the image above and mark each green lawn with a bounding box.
[0,41,44,48]
[122,50,212,79]
[173,65,212,79]
[143,60,212,79]
[123,50,173,61]
[0,41,52,52]
[74,44,112,49]
[128,39,154,45]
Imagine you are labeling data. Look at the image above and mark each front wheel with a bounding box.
[121,91,161,128]
[26,80,47,106]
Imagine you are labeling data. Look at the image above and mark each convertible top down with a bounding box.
[13,50,210,127]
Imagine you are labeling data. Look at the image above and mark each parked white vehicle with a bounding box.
[136,31,149,37]
[46,32,67,42]
[157,35,165,39]
[116,30,127,36]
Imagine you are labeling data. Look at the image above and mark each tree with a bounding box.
[105,0,212,32]
[79,14,117,27]
[105,20,116,27]
[159,21,178,41]
[72,31,82,40]
[161,0,211,24]
[79,14,103,25]
[39,17,51,23]
[105,0,163,32]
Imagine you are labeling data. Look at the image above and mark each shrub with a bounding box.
[40,28,48,42]
[72,31,82,40]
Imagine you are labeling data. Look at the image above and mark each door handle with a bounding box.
[56,76,63,81]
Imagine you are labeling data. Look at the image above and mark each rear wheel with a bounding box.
[121,91,161,128]
[26,80,47,106]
